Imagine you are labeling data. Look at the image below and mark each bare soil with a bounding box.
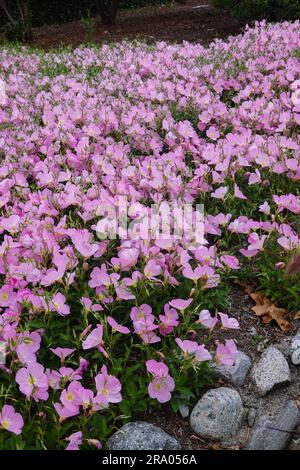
[0,1,246,50]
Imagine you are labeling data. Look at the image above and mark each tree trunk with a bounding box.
[0,0,31,41]
[97,0,120,26]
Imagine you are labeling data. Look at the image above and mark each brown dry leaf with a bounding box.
[210,442,222,450]
[248,291,290,332]
[294,310,300,320]
[267,305,290,332]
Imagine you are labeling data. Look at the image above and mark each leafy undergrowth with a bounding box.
[0,20,300,449]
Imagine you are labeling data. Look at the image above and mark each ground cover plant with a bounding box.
[0,20,299,449]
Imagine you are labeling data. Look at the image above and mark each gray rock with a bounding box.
[190,387,244,440]
[178,403,189,419]
[290,328,300,351]
[251,347,291,396]
[106,422,181,450]
[249,326,258,337]
[247,407,257,427]
[247,401,300,450]
[290,329,300,365]
[291,349,300,365]
[214,351,252,386]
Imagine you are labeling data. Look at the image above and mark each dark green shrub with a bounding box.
[212,0,300,21]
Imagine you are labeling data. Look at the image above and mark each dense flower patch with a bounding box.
[0,21,300,449]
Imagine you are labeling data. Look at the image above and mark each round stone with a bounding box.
[251,347,291,396]
[291,339,300,353]
[190,387,244,440]
[291,349,300,365]
[106,421,181,450]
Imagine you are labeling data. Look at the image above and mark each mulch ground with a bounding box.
[0,1,246,50]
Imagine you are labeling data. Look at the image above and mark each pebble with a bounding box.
[190,387,244,440]
[251,347,291,396]
[106,422,181,450]
[178,403,189,419]
[291,349,300,365]
[247,407,257,427]
[249,326,258,336]
[290,329,300,365]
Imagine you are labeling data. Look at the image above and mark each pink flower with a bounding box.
[130,305,160,344]
[247,233,267,251]
[215,340,239,366]
[211,186,228,200]
[158,304,179,336]
[82,324,107,356]
[54,402,80,421]
[107,316,130,334]
[248,169,261,185]
[198,309,218,329]
[68,229,99,258]
[175,338,212,363]
[259,201,271,214]
[0,405,24,435]
[0,285,18,308]
[220,255,240,270]
[60,381,83,412]
[195,345,212,362]
[86,438,102,449]
[50,293,70,316]
[148,376,175,403]
[15,331,42,365]
[225,339,239,357]
[130,304,153,324]
[81,297,104,312]
[175,338,199,357]
[234,184,247,200]
[16,363,48,400]
[146,359,169,377]
[218,312,240,329]
[182,264,203,281]
[144,260,161,279]
[206,126,220,140]
[118,248,139,271]
[88,265,110,288]
[94,365,122,407]
[146,360,175,404]
[169,298,193,311]
[50,347,75,361]
[47,369,62,390]
[65,431,82,451]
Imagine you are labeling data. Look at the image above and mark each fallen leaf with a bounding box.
[210,442,222,450]
[246,290,290,331]
[294,310,300,320]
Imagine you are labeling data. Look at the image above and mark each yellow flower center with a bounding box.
[1,419,10,430]
[28,376,36,386]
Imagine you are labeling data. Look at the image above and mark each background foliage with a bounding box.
[212,0,300,21]
[0,0,166,29]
